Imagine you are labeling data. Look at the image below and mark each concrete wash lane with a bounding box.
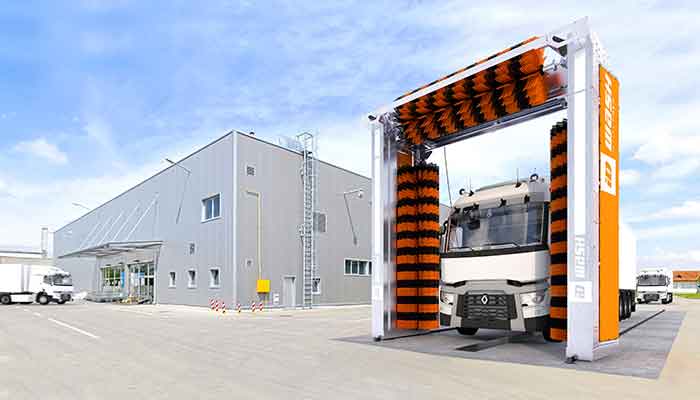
[0,299,697,399]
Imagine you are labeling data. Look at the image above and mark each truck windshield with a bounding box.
[52,274,73,286]
[637,275,667,287]
[447,202,547,252]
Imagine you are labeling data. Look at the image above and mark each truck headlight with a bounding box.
[440,291,454,306]
[520,290,547,306]
[521,289,549,318]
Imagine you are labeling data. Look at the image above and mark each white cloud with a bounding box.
[13,138,68,165]
[630,200,700,223]
[620,169,641,186]
[652,158,700,180]
[635,222,700,240]
[638,248,700,269]
[634,132,700,165]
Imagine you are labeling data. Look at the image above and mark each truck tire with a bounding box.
[624,292,631,319]
[668,293,673,304]
[0,294,11,305]
[457,327,478,336]
[619,296,624,321]
[542,318,561,343]
[37,293,50,305]
[57,299,66,305]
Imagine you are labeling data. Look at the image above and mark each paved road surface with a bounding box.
[1,298,697,399]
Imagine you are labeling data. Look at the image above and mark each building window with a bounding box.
[209,268,221,288]
[314,212,326,233]
[169,272,176,288]
[187,269,197,288]
[202,194,221,221]
[344,259,371,276]
[246,164,256,176]
[312,278,321,294]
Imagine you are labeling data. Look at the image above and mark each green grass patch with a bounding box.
[677,293,700,299]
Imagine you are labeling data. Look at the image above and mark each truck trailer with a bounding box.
[636,268,673,304]
[0,264,74,305]
[438,175,637,340]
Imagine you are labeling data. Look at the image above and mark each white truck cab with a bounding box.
[0,264,74,305]
[636,268,673,304]
[439,175,551,335]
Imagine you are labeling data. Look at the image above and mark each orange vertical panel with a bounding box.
[599,66,620,342]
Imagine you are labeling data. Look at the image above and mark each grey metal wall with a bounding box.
[54,134,236,307]
[235,134,372,307]
[55,132,373,308]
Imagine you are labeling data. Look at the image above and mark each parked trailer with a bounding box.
[439,177,638,341]
[0,264,74,305]
[636,268,673,304]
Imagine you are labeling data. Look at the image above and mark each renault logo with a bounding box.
[480,294,489,305]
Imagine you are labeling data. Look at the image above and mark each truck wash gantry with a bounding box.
[370,18,620,361]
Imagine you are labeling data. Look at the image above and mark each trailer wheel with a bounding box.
[631,297,637,313]
[619,296,624,321]
[37,293,50,305]
[0,294,11,305]
[457,327,478,335]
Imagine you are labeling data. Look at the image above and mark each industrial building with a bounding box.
[672,270,700,294]
[53,131,374,308]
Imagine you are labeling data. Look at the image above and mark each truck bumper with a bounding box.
[440,280,548,332]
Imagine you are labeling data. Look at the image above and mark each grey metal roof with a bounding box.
[58,240,162,259]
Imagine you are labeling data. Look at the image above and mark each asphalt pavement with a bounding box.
[0,298,697,399]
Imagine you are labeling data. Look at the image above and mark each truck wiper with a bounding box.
[484,241,521,248]
[449,246,474,251]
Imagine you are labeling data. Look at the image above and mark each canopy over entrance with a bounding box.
[58,240,163,259]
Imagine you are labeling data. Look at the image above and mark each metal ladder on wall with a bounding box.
[298,132,317,309]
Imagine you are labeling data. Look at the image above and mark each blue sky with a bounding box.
[1,1,699,269]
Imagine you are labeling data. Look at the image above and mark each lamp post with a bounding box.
[342,188,365,246]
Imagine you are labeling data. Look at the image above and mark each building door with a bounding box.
[128,262,154,303]
[283,276,296,308]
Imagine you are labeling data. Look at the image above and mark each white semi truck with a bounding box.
[636,268,673,304]
[438,176,637,339]
[0,264,74,305]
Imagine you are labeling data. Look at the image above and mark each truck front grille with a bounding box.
[459,294,516,321]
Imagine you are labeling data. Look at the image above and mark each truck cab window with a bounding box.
[447,202,548,252]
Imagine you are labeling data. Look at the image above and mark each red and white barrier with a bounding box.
[236,303,241,313]
[251,300,256,312]
[257,302,264,312]
[221,301,226,314]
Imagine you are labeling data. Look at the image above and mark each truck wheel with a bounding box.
[619,296,624,321]
[624,293,631,319]
[56,300,66,305]
[457,327,478,335]
[0,294,11,305]
[542,326,561,343]
[631,298,636,313]
[668,294,673,304]
[37,293,50,305]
